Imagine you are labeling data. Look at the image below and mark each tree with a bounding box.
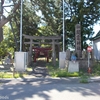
[1,0,100,51]
[64,0,100,49]
[30,0,62,36]
[29,0,100,50]
[0,25,14,57]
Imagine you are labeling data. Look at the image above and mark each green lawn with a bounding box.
[46,61,79,77]
[46,61,100,77]
[0,72,28,78]
[0,60,100,78]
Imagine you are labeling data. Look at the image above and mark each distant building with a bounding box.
[93,31,100,60]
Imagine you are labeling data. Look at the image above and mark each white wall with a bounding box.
[93,40,100,60]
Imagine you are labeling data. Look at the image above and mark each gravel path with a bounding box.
[30,60,49,77]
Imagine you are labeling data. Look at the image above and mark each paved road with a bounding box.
[0,78,100,100]
[0,60,100,100]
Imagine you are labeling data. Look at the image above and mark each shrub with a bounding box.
[79,74,89,83]
[49,69,79,77]
[0,72,27,78]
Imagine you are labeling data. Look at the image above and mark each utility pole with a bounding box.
[63,0,65,52]
[20,0,23,51]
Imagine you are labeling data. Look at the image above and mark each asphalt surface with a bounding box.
[0,77,100,100]
[0,60,100,100]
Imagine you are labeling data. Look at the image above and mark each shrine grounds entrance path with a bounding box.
[29,59,50,78]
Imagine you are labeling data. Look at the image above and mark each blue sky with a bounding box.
[93,23,100,37]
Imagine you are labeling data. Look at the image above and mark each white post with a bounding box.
[63,0,65,52]
[59,0,66,69]
[20,0,23,52]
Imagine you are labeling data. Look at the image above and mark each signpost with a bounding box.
[87,46,92,73]
[20,0,23,52]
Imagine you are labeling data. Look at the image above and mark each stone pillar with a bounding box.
[28,39,33,63]
[65,49,70,69]
[30,39,33,55]
[59,52,66,69]
[75,24,82,59]
[52,40,56,65]
[66,49,71,60]
[82,50,86,59]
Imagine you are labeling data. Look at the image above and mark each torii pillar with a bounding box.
[52,40,56,65]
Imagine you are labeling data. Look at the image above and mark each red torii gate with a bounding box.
[33,47,52,62]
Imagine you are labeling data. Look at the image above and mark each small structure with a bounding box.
[93,31,100,60]
[14,52,28,71]
[33,47,52,62]
[67,51,79,72]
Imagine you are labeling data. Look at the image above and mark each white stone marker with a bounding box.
[68,61,79,72]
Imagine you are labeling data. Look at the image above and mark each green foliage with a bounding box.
[92,62,100,76]
[0,72,13,78]
[0,72,27,78]
[46,61,79,77]
[65,0,100,49]
[49,69,79,77]
[25,0,100,49]
[2,0,100,50]
[46,61,100,78]
[79,74,89,83]
[0,26,14,57]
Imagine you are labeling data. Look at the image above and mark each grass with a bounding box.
[52,70,79,77]
[0,62,32,78]
[46,60,100,78]
[46,61,79,77]
[91,62,100,76]
[0,60,100,79]
[0,72,28,78]
[79,74,89,83]
[46,61,90,83]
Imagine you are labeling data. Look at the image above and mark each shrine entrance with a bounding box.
[23,34,61,65]
[33,47,52,62]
